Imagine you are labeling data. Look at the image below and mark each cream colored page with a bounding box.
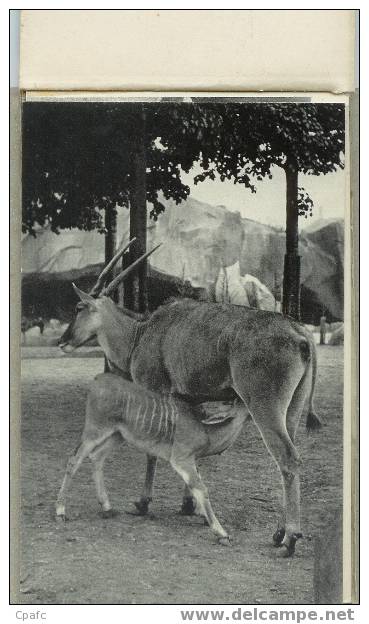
[20,9,355,92]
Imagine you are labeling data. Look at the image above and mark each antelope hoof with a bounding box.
[273,527,286,547]
[217,536,232,547]
[99,509,119,519]
[276,533,303,558]
[128,498,152,516]
[180,496,196,516]
[56,513,69,524]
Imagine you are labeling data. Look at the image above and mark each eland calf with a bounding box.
[56,373,247,545]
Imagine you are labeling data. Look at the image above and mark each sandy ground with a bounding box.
[18,346,343,605]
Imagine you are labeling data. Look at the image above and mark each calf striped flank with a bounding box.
[123,391,178,444]
[57,374,238,543]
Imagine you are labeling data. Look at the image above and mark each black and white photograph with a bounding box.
[19,96,348,605]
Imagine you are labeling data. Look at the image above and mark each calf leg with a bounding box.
[89,434,120,517]
[56,432,114,520]
[171,457,229,544]
[56,438,101,520]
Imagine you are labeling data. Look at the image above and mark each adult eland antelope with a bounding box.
[58,240,322,557]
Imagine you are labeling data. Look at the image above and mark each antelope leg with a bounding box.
[133,454,157,515]
[180,485,197,515]
[247,398,302,557]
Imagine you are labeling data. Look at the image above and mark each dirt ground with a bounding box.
[18,346,343,605]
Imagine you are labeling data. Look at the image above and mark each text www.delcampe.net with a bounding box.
[180,608,355,623]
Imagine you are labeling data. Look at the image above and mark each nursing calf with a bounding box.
[56,373,247,545]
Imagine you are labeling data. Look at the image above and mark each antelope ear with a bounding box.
[72,283,97,308]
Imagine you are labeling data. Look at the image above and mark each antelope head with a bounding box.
[58,239,161,353]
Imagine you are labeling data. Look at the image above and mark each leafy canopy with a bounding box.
[23,101,345,235]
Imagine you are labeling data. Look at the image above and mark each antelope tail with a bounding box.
[304,338,324,432]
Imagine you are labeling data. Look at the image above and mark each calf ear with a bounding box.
[72,283,97,309]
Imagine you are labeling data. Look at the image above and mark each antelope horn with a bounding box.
[102,243,162,296]
[89,238,136,296]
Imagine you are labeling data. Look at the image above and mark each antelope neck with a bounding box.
[97,305,142,373]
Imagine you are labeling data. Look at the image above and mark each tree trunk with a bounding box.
[282,160,301,320]
[124,105,148,313]
[104,204,117,371]
[105,204,117,277]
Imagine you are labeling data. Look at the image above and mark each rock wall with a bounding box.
[22,196,344,322]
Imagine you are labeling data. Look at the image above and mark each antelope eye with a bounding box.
[76,302,86,312]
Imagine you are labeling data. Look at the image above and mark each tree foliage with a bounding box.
[23,101,345,235]
[187,102,345,189]
[22,103,198,235]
